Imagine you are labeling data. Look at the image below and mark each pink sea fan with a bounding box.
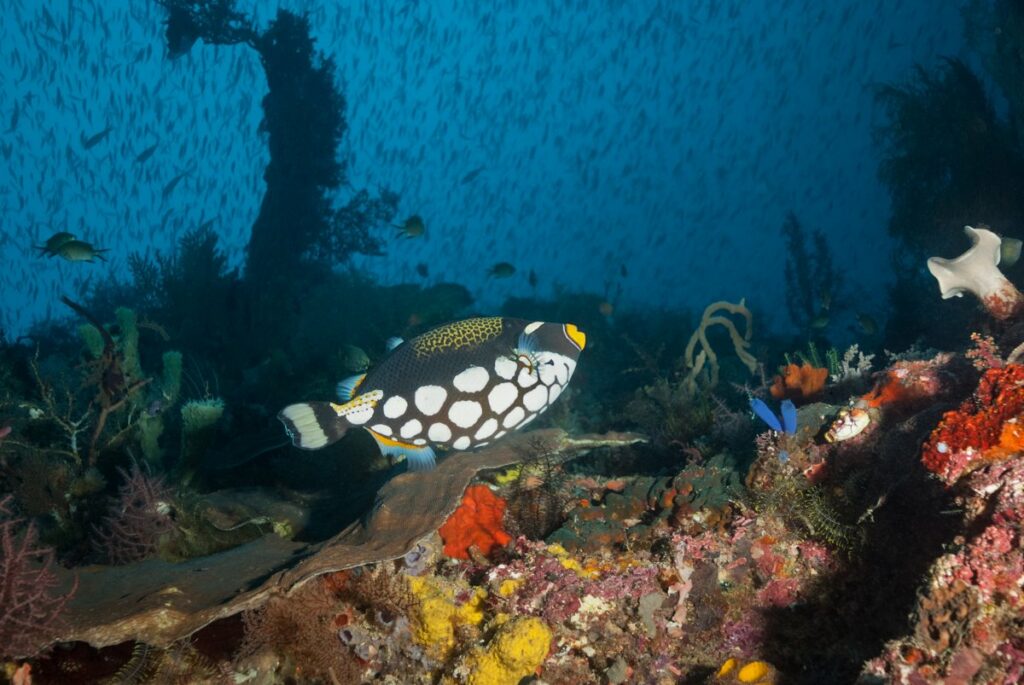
[0,495,78,658]
[92,463,177,565]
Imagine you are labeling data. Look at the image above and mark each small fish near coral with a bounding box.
[278,317,586,471]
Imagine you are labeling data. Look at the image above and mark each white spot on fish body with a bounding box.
[452,436,471,450]
[524,321,544,334]
[523,385,548,411]
[400,418,422,438]
[383,396,407,419]
[428,422,452,442]
[494,356,517,380]
[474,417,498,440]
[488,382,518,414]
[415,385,447,416]
[370,423,393,436]
[502,406,525,428]
[346,405,373,425]
[449,400,483,428]
[517,367,538,388]
[453,366,489,393]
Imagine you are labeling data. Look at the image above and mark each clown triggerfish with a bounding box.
[278,317,586,471]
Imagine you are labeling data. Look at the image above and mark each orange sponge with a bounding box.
[770,362,827,400]
[439,485,512,560]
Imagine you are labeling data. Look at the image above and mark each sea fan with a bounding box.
[0,495,78,658]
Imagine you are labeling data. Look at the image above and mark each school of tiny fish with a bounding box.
[0,0,963,336]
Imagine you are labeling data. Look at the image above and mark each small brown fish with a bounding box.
[36,231,76,257]
[55,239,108,262]
[395,215,425,238]
[1001,237,1023,268]
[809,312,829,330]
[856,313,878,336]
[488,262,516,278]
[81,126,112,150]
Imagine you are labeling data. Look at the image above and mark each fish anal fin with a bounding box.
[367,430,437,471]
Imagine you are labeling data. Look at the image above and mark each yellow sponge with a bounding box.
[464,617,552,685]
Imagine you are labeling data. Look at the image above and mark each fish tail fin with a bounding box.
[278,402,348,450]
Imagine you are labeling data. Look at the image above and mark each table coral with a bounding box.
[461,616,552,685]
[922,363,1024,484]
[439,485,512,560]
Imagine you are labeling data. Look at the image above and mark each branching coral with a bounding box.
[0,496,77,658]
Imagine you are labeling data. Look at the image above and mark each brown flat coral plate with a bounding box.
[52,429,645,648]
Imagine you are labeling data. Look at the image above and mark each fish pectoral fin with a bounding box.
[385,336,404,352]
[336,373,367,401]
[367,431,437,472]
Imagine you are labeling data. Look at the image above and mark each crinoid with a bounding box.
[504,435,569,541]
[752,473,864,555]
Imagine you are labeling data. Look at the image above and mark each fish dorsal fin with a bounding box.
[385,336,404,352]
[336,373,367,401]
[367,430,437,471]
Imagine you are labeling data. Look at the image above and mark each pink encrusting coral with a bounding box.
[0,496,77,658]
[862,458,1024,683]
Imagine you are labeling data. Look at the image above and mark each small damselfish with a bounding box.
[278,317,586,471]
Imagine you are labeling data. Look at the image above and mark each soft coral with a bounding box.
[0,496,77,658]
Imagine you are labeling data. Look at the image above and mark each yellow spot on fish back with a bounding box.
[413,317,503,356]
[330,390,383,416]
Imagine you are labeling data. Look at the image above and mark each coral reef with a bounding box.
[862,457,1024,683]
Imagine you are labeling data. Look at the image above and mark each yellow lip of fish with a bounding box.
[564,323,586,350]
